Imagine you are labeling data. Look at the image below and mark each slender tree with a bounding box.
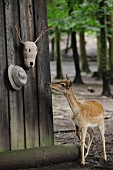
[68,0,83,84]
[65,33,70,54]
[107,14,113,84]
[55,27,63,79]
[98,0,111,96]
[79,31,91,73]
[97,34,102,77]
[71,32,83,84]
[51,37,55,61]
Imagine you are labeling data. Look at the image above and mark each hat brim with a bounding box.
[8,65,21,90]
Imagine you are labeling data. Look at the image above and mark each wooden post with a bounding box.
[4,0,25,150]
[19,0,40,149]
[33,0,54,147]
[0,0,10,152]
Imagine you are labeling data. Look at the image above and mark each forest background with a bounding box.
[47,0,113,97]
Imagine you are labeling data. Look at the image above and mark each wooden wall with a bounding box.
[0,0,54,152]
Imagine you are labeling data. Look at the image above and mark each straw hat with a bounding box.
[8,65,27,90]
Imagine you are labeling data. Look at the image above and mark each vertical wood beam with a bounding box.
[19,0,39,148]
[0,0,10,152]
[33,0,54,146]
[4,0,25,150]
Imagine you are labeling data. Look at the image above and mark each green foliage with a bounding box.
[64,2,100,32]
[47,0,68,29]
[47,0,113,33]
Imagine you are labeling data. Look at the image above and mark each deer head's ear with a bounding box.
[69,81,72,87]
[66,74,70,80]
[20,41,25,47]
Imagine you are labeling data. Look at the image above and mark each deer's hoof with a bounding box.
[103,156,107,162]
[81,160,85,166]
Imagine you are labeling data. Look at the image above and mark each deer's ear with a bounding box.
[66,74,70,80]
[69,81,72,87]
[66,80,72,89]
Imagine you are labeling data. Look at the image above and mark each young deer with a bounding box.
[49,76,107,165]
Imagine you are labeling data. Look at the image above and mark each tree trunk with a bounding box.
[71,32,83,84]
[51,37,55,61]
[99,0,111,96]
[65,33,70,54]
[67,1,83,84]
[107,14,113,84]
[97,35,102,77]
[55,27,63,79]
[79,31,91,73]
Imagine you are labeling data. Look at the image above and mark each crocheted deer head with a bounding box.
[15,26,51,69]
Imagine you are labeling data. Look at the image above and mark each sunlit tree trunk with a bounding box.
[55,27,63,79]
[99,0,111,96]
[71,32,83,84]
[79,31,91,73]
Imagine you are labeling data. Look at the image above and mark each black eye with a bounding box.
[61,83,65,87]
[29,49,31,52]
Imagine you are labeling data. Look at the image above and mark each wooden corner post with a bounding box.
[33,0,54,147]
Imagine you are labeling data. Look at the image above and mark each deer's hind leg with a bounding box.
[99,122,107,161]
[85,127,94,158]
[81,126,87,165]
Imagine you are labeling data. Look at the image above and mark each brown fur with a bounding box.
[49,77,107,165]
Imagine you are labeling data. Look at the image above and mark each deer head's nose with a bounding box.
[30,62,33,67]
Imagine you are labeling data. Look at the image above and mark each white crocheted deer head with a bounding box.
[15,26,52,69]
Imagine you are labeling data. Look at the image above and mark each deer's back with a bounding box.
[80,100,104,116]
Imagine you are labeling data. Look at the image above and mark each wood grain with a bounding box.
[33,0,54,146]
[5,0,25,150]
[0,0,10,152]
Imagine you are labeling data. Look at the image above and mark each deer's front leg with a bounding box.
[76,125,87,150]
[81,126,87,165]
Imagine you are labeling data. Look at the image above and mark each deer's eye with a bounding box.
[61,83,65,87]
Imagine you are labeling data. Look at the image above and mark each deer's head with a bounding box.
[20,41,37,68]
[15,26,52,69]
[49,75,72,94]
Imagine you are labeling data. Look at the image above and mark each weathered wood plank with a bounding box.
[33,0,54,146]
[19,0,39,148]
[0,0,10,152]
[0,0,53,152]
[4,0,25,150]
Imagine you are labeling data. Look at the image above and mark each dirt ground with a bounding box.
[24,60,113,170]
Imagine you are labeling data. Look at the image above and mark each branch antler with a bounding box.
[14,25,53,44]
[34,26,53,44]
